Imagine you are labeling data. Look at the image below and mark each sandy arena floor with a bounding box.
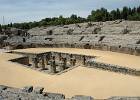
[0,48,140,99]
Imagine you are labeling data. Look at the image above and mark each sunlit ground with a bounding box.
[0,48,140,99]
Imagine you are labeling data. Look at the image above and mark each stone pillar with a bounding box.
[59,57,67,71]
[45,54,50,65]
[134,47,140,56]
[70,54,73,59]
[49,60,56,73]
[40,57,45,69]
[70,58,73,66]
[51,55,55,60]
[63,57,67,69]
[83,56,86,65]
[74,59,76,66]
[59,61,65,71]
[70,58,76,66]
[32,57,38,68]
[58,53,62,61]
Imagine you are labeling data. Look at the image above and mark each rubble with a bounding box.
[1,85,140,100]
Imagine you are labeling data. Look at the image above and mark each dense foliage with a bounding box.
[1,6,140,30]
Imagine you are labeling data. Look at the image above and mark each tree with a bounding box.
[0,24,2,32]
[137,6,140,13]
[70,14,78,20]
[2,6,140,29]
[10,23,13,27]
[116,8,121,19]
[87,10,96,21]
[128,13,140,21]
[131,7,136,14]
[58,15,66,25]
[100,8,109,21]
[122,6,129,20]
[110,10,117,20]
[88,8,109,21]
[128,8,132,15]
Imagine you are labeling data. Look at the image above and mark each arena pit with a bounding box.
[0,48,140,99]
[10,50,95,75]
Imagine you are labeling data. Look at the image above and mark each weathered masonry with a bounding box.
[2,85,140,100]
[4,34,140,56]
[10,56,29,66]
[11,51,94,75]
[86,60,140,76]
[9,50,140,76]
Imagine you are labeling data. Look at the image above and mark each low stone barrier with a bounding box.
[0,85,94,100]
[10,56,29,66]
[108,96,140,100]
[1,85,140,100]
[30,43,140,56]
[86,59,140,76]
[11,51,95,75]
[7,42,140,56]
[11,50,140,76]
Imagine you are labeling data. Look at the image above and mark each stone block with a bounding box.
[108,96,140,100]
[33,87,44,94]
[22,86,33,93]
[0,85,7,90]
[47,93,65,99]
[71,95,94,100]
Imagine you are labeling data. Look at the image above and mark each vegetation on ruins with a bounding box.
[1,6,140,30]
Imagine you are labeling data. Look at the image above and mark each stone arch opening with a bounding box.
[84,44,91,49]
[15,45,24,49]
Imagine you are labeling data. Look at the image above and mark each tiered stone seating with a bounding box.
[3,21,140,55]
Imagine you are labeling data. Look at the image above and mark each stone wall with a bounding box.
[11,50,140,76]
[2,21,140,56]
[0,85,140,100]
[11,51,95,75]
[86,60,140,76]
[10,56,29,66]
[31,43,140,56]
[8,43,139,56]
[4,34,140,56]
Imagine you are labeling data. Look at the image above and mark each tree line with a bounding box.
[1,6,140,30]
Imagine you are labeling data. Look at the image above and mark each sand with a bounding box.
[0,49,9,53]
[0,48,140,99]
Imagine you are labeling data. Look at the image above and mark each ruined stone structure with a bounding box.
[10,56,29,66]
[1,21,140,56]
[32,57,39,68]
[0,85,140,100]
[11,51,94,75]
[49,59,56,73]
[10,50,140,76]
[86,59,140,76]
[1,20,140,100]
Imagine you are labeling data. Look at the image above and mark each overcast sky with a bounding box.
[0,0,139,24]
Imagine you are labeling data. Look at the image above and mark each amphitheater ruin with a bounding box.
[0,20,140,99]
